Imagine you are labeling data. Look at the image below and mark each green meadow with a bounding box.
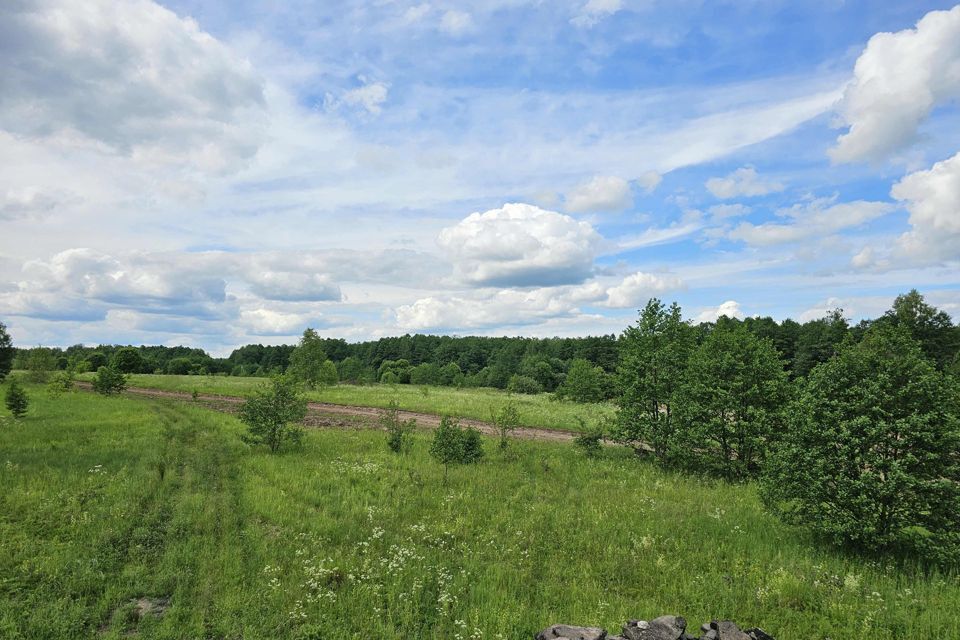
[78,373,614,432]
[1,383,958,639]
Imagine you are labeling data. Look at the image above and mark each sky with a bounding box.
[1,0,959,355]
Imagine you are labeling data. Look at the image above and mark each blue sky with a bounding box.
[1,0,959,354]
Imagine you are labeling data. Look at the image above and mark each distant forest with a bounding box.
[11,290,960,395]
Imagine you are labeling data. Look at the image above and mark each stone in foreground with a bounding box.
[622,615,686,640]
[536,624,608,640]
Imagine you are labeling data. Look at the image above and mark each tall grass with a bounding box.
[2,383,957,639]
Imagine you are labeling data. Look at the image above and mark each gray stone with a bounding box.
[535,624,607,640]
[622,615,686,640]
[744,629,775,640]
[716,621,751,640]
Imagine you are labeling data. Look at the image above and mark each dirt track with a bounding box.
[76,382,581,443]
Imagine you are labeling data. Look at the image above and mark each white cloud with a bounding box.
[440,10,473,35]
[694,300,743,323]
[603,272,685,308]
[0,0,266,175]
[402,3,431,24]
[343,81,390,115]
[708,203,751,220]
[728,198,894,246]
[706,167,785,199]
[830,6,960,163]
[571,0,623,28]
[565,175,633,213]
[238,308,314,336]
[851,246,876,269]
[636,170,663,194]
[891,151,960,261]
[0,187,73,221]
[437,203,601,286]
[244,271,342,302]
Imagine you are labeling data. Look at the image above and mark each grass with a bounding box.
[2,381,959,639]
[78,373,613,432]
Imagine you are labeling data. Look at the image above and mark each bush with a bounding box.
[47,370,75,395]
[574,417,604,458]
[507,374,542,395]
[409,363,441,386]
[429,416,484,481]
[25,347,57,383]
[92,366,127,395]
[490,402,521,450]
[238,375,308,452]
[0,321,13,382]
[381,400,416,453]
[555,359,606,403]
[5,377,28,418]
[111,347,146,374]
[761,325,960,563]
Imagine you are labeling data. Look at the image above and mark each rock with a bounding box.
[622,615,686,640]
[744,629,775,640]
[715,621,751,640]
[535,624,607,640]
[701,631,718,640]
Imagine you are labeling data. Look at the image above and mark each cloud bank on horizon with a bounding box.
[1,0,959,354]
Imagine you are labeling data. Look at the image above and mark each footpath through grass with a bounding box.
[1,382,958,639]
[80,373,613,432]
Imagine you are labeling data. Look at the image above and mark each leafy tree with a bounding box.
[555,358,606,403]
[381,400,416,453]
[507,374,542,395]
[437,362,464,387]
[377,359,412,384]
[111,347,146,374]
[880,289,959,370]
[92,366,127,395]
[238,375,308,452]
[47,370,75,395]
[25,347,57,383]
[429,416,484,481]
[337,356,366,384]
[0,321,13,382]
[319,359,338,387]
[673,321,790,479]
[490,401,521,450]
[761,325,960,562]
[85,352,108,371]
[409,362,441,386]
[793,309,849,378]
[287,328,334,389]
[613,299,693,458]
[5,377,28,418]
[166,357,195,375]
[573,417,604,458]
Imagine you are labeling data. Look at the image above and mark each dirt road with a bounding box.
[75,382,582,443]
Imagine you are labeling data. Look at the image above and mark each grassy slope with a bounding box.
[1,383,958,639]
[81,373,613,432]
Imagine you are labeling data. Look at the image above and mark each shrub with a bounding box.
[574,417,604,458]
[490,402,521,450]
[409,363,441,386]
[238,375,308,452]
[5,377,28,418]
[761,325,960,563]
[92,366,127,395]
[438,362,464,387]
[25,347,57,383]
[287,329,335,389]
[0,321,13,382]
[555,359,606,403]
[381,400,416,453]
[507,374,542,395]
[111,347,146,374]
[47,370,75,395]
[429,416,484,481]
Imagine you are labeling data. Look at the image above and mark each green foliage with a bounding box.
[319,359,339,387]
[4,377,28,418]
[111,346,147,374]
[166,357,195,375]
[378,359,412,384]
[238,375,308,452]
[92,366,127,395]
[381,400,416,453]
[792,308,849,378]
[438,362,464,387]
[673,321,790,480]
[762,324,960,563]
[506,374,542,395]
[0,321,13,382]
[555,358,607,403]
[47,370,75,395]
[613,298,693,458]
[429,416,484,479]
[573,417,604,458]
[490,401,521,450]
[85,351,108,371]
[337,356,367,383]
[24,347,57,383]
[879,289,960,370]
[287,328,335,389]
[409,362,441,386]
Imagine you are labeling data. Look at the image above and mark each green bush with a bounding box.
[111,347,146,374]
[555,359,606,403]
[574,417,604,458]
[0,321,13,382]
[761,325,960,563]
[507,374,542,395]
[92,366,127,395]
[238,375,308,452]
[490,401,521,450]
[429,416,484,481]
[47,370,76,395]
[381,400,416,453]
[5,377,28,418]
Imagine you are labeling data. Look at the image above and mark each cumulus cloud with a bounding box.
[440,10,473,35]
[238,308,317,336]
[728,198,894,247]
[244,271,342,302]
[708,203,751,220]
[706,167,785,199]
[636,170,663,194]
[571,0,623,28]
[851,246,876,269]
[0,0,267,174]
[694,300,743,323]
[437,203,602,287]
[565,175,633,213]
[603,272,685,308]
[891,151,960,261]
[343,81,390,115]
[830,6,960,163]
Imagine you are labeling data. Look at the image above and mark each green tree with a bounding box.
[288,328,334,389]
[574,417,604,458]
[319,359,339,387]
[429,416,484,482]
[25,347,57,383]
[507,374,542,395]
[555,358,606,403]
[111,347,146,374]
[381,400,416,453]
[490,401,521,450]
[85,352,108,371]
[613,299,693,458]
[761,325,960,562]
[166,357,195,375]
[5,377,28,418]
[47,370,75,395]
[337,356,365,384]
[880,289,959,370]
[377,359,412,384]
[0,321,13,382]
[793,309,849,378]
[673,321,790,479]
[92,366,127,395]
[409,362,441,386]
[238,375,308,452]
[438,362,464,387]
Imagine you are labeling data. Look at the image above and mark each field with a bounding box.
[77,373,614,433]
[2,382,958,639]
